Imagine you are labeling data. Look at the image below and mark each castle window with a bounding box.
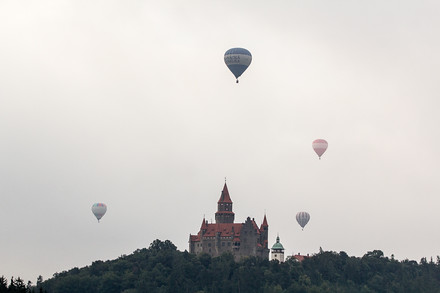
[222,242,225,246]
[208,243,211,247]
[228,242,231,246]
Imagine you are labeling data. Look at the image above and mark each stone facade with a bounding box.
[189,183,269,260]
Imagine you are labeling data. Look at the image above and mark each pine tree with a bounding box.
[0,276,7,293]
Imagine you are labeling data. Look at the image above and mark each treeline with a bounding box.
[15,240,440,293]
[0,276,46,293]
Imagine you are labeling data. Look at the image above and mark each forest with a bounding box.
[3,239,440,293]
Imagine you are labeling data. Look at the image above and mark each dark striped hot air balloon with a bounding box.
[224,47,252,83]
[296,212,310,231]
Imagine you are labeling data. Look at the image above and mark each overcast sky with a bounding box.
[1,0,440,284]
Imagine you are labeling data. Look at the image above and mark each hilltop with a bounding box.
[19,240,440,293]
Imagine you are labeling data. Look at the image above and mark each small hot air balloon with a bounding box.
[296,212,310,231]
[312,139,328,160]
[224,48,252,83]
[91,203,107,223]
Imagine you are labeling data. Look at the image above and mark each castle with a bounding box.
[189,183,270,260]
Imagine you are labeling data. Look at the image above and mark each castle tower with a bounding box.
[260,214,269,249]
[215,183,235,223]
[271,235,285,262]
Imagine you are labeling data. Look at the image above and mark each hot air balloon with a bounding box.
[312,139,328,159]
[296,212,310,230]
[224,48,252,83]
[91,203,107,223]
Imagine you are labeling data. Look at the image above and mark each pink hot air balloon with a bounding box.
[312,139,328,159]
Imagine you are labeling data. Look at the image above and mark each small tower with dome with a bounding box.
[271,235,285,262]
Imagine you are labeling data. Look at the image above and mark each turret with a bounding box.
[271,235,285,262]
[260,213,269,248]
[201,217,208,236]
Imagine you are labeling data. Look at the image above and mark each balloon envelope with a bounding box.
[312,139,328,159]
[91,203,107,222]
[296,212,310,230]
[224,48,252,82]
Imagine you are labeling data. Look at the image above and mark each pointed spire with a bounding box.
[218,182,232,203]
[261,213,268,227]
[201,216,208,229]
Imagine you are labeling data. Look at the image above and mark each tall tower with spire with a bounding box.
[215,183,235,223]
[260,214,269,249]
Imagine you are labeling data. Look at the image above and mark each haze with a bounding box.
[1,0,439,283]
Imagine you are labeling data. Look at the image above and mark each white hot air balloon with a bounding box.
[312,139,328,160]
[296,212,310,231]
[91,203,107,223]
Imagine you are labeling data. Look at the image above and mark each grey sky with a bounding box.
[1,0,440,284]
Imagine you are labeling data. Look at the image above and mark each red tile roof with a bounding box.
[292,254,309,262]
[261,214,268,227]
[217,183,232,203]
[190,222,244,241]
[202,223,243,237]
[200,218,208,230]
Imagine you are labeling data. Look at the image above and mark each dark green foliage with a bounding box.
[35,241,440,293]
[0,276,33,293]
[0,277,7,293]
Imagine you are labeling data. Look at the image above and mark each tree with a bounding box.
[149,239,177,251]
[39,241,440,293]
[36,276,43,289]
[0,276,7,293]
